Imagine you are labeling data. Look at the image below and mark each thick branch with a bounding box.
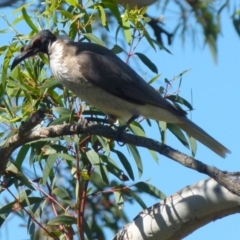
[0,116,239,198]
[113,176,240,240]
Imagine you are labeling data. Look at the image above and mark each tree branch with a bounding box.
[112,176,240,240]
[0,115,239,198]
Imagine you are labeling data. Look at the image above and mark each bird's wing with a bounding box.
[76,49,186,117]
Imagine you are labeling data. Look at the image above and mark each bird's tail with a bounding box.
[176,118,230,158]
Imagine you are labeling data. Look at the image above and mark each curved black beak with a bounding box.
[11,46,40,70]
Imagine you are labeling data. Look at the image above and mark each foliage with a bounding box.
[1,0,237,60]
[0,0,215,239]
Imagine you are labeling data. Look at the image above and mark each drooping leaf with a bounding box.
[135,52,158,74]
[113,149,134,181]
[166,95,193,111]
[100,155,123,180]
[84,218,93,240]
[22,8,38,31]
[148,149,158,163]
[121,9,132,44]
[129,190,147,209]
[127,144,143,178]
[42,154,58,184]
[134,181,166,200]
[96,4,107,27]
[188,135,197,157]
[167,123,189,148]
[86,149,109,184]
[15,144,30,168]
[158,121,167,144]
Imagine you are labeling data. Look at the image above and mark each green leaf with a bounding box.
[0,202,15,214]
[84,33,106,47]
[42,154,58,184]
[57,153,76,162]
[59,10,74,19]
[29,223,35,239]
[135,52,158,74]
[111,44,124,54]
[102,0,121,21]
[50,107,73,124]
[52,188,70,200]
[91,135,110,156]
[42,145,57,155]
[12,15,24,26]
[166,95,193,111]
[114,191,124,207]
[84,218,93,240]
[148,74,161,85]
[50,115,70,125]
[25,197,43,206]
[22,8,38,31]
[1,55,10,89]
[148,149,158,163]
[143,30,156,51]
[48,215,77,225]
[15,145,30,168]
[53,107,72,115]
[112,150,134,181]
[40,77,61,93]
[135,182,166,199]
[129,122,146,137]
[0,45,8,56]
[233,17,240,37]
[96,4,107,26]
[121,9,132,44]
[0,213,9,227]
[129,190,147,209]
[66,0,79,7]
[6,163,34,190]
[188,135,197,157]
[167,123,189,148]
[127,144,143,178]
[100,155,122,179]
[86,149,109,184]
[158,121,167,143]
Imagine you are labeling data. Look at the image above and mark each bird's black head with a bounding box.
[11,30,57,70]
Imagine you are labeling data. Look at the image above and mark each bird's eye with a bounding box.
[20,47,25,52]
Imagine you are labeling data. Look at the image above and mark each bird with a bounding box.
[11,30,230,158]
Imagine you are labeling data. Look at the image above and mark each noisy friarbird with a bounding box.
[11,30,230,158]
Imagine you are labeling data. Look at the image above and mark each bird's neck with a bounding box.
[48,38,64,56]
[48,39,69,80]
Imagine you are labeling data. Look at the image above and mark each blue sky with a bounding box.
[0,1,240,239]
